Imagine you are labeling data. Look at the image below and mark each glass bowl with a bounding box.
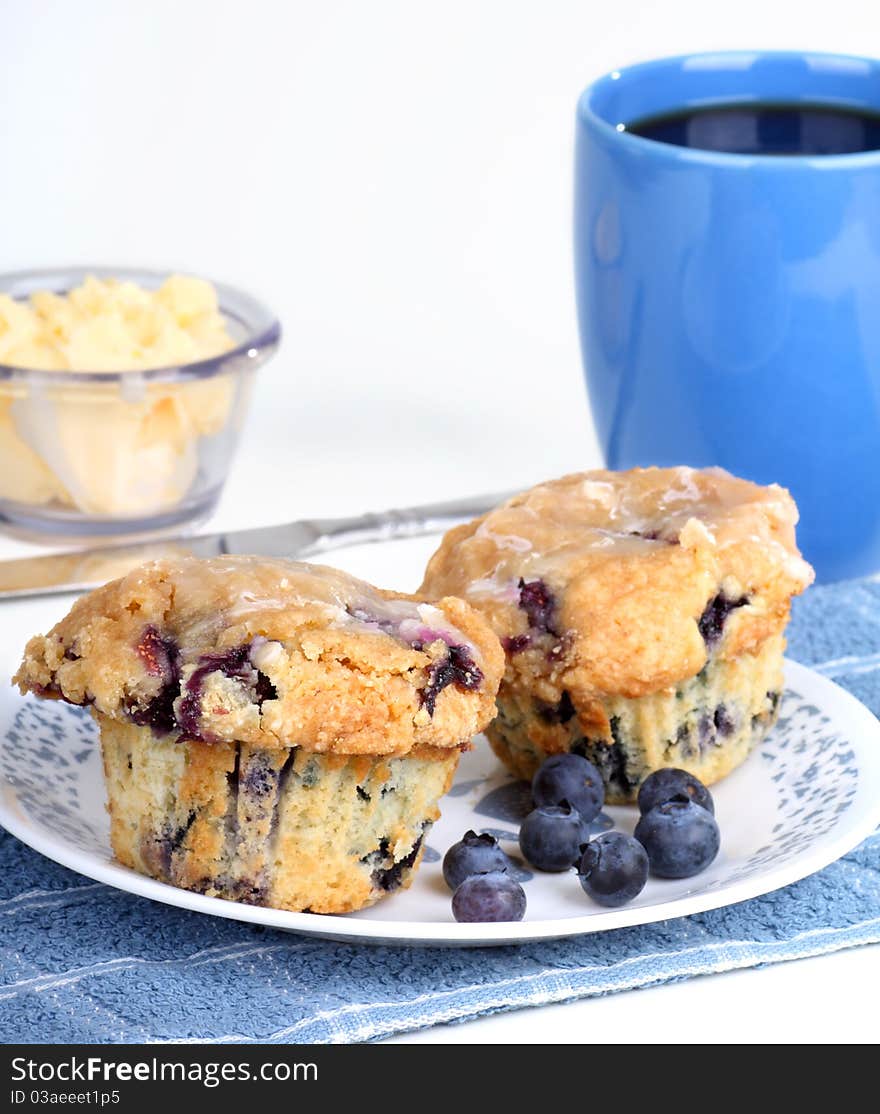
[0,266,280,539]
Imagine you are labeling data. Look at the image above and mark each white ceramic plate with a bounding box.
[2,532,880,946]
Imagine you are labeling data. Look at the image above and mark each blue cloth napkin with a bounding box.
[2,576,879,1044]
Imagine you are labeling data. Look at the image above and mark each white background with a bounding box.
[1,0,878,532]
[2,0,879,1042]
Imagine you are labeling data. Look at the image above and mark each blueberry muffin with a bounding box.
[420,467,814,803]
[14,556,503,913]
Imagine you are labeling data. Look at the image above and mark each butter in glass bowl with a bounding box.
[0,267,280,537]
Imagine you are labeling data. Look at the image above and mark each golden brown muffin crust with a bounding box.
[15,555,504,756]
[421,466,814,702]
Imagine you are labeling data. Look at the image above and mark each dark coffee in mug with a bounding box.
[625,101,880,155]
[577,52,880,580]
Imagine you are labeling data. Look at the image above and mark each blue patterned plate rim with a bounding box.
[1,655,879,947]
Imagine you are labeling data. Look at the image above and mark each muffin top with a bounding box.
[420,467,814,700]
[14,556,504,756]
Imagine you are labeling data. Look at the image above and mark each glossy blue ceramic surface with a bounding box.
[575,52,880,582]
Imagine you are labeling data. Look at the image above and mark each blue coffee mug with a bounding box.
[575,51,880,582]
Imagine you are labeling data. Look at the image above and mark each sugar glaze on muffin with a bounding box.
[14,556,504,913]
[420,467,814,802]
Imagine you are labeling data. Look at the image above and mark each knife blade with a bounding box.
[0,491,509,600]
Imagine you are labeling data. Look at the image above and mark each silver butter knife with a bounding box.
[0,491,509,600]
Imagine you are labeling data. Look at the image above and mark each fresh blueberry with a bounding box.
[637,767,714,816]
[519,803,589,872]
[573,733,637,798]
[634,799,720,879]
[532,752,604,822]
[451,871,526,923]
[442,830,513,891]
[577,832,649,907]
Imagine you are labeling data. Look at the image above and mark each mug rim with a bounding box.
[577,49,880,168]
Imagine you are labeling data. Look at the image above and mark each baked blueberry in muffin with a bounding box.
[14,556,503,913]
[420,466,814,803]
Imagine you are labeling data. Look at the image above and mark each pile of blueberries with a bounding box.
[446,754,721,922]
